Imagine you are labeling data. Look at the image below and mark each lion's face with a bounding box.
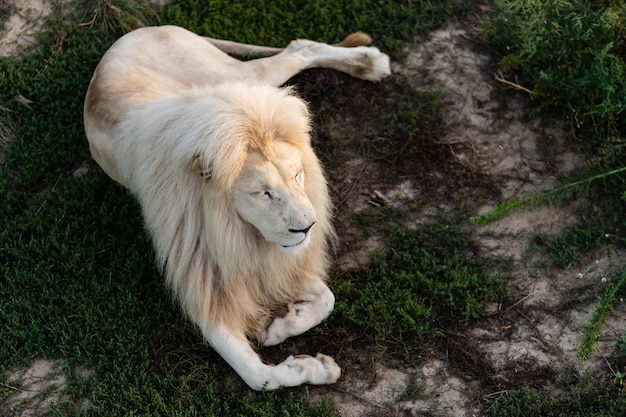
[233,141,317,253]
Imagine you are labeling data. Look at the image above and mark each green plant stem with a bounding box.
[471,166,626,226]
[578,269,626,361]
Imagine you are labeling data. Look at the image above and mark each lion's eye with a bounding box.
[262,190,273,199]
[294,170,303,184]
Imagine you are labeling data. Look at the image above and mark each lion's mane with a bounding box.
[113,83,334,338]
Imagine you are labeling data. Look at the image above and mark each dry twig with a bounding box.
[494,70,533,95]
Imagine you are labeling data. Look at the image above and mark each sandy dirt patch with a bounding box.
[0,0,53,57]
[3,359,93,416]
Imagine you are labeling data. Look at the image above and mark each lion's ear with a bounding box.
[192,156,212,180]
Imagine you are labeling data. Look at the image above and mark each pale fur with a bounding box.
[115,83,333,337]
[84,25,390,390]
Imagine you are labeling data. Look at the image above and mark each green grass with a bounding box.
[160,0,466,57]
[578,269,626,362]
[334,216,508,348]
[484,0,626,145]
[489,375,626,417]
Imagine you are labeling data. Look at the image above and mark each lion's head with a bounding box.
[192,138,318,254]
[230,141,317,253]
[173,83,327,256]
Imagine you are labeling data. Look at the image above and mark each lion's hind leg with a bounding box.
[290,39,391,82]
[261,280,335,347]
[237,36,391,86]
[206,325,340,390]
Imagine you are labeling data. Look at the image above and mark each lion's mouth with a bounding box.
[281,240,305,249]
[279,233,311,252]
[282,244,297,248]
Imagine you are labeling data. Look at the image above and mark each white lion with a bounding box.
[84,25,390,390]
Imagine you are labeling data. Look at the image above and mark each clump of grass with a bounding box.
[78,0,158,34]
[578,269,626,362]
[484,0,626,143]
[488,375,626,416]
[334,216,507,348]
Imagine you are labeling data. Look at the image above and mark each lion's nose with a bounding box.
[289,222,315,235]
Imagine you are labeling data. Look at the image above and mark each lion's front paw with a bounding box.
[260,282,335,347]
[276,354,341,386]
[262,302,310,347]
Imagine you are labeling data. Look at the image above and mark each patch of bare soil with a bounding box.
[0,0,53,57]
[3,359,93,416]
